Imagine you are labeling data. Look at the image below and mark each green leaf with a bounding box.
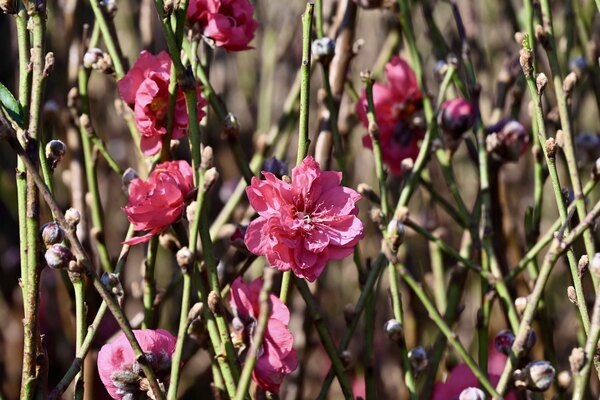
[0,82,25,128]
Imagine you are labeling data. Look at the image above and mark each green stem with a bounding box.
[7,133,166,399]
[281,2,314,303]
[142,236,158,329]
[539,0,598,289]
[387,263,417,398]
[71,274,86,400]
[294,277,354,399]
[317,254,386,399]
[397,264,501,397]
[521,44,591,333]
[168,165,206,399]
[88,0,126,78]
[21,8,45,397]
[77,67,113,273]
[48,225,135,399]
[495,200,600,396]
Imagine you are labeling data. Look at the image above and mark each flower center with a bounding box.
[149,97,168,121]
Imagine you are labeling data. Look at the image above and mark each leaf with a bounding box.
[0,82,25,128]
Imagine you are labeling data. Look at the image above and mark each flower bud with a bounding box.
[569,347,585,373]
[45,139,67,169]
[514,360,555,392]
[515,296,528,315]
[557,370,572,389]
[99,0,117,17]
[311,37,336,63]
[82,48,100,69]
[536,73,548,94]
[45,243,74,270]
[438,98,476,146]
[223,113,240,140]
[458,387,485,400]
[41,222,64,247]
[408,346,428,373]
[65,208,81,227]
[101,272,124,299]
[494,329,515,355]
[204,167,219,191]
[340,350,353,367]
[357,183,381,204]
[122,168,139,193]
[201,146,214,170]
[384,319,403,342]
[262,157,289,179]
[176,247,194,270]
[486,119,529,163]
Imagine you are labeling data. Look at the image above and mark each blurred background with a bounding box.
[1,0,600,398]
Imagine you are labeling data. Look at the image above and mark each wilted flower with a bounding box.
[123,160,195,245]
[486,118,529,162]
[187,0,258,51]
[118,51,206,156]
[97,329,176,399]
[244,156,364,281]
[432,346,517,400]
[356,56,424,175]
[229,277,298,393]
[438,97,476,148]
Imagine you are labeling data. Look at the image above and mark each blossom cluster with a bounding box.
[93,2,535,398]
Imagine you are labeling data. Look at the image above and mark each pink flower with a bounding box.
[432,347,517,400]
[97,329,177,399]
[244,156,364,281]
[229,277,298,393]
[118,51,206,156]
[356,56,424,175]
[123,160,194,245]
[187,0,259,51]
[438,98,476,139]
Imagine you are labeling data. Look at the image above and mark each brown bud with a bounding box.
[201,146,214,170]
[357,183,381,204]
[578,255,589,277]
[536,73,548,94]
[65,208,81,227]
[204,167,219,191]
[515,296,528,315]
[513,360,555,391]
[545,137,557,159]
[223,113,240,140]
[340,350,353,368]
[519,48,533,77]
[208,291,221,314]
[569,347,585,373]
[45,244,74,270]
[187,302,204,323]
[557,370,572,389]
[384,319,403,342]
[567,286,578,305]
[176,247,193,270]
[408,346,428,373]
[41,222,64,247]
[563,72,577,95]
